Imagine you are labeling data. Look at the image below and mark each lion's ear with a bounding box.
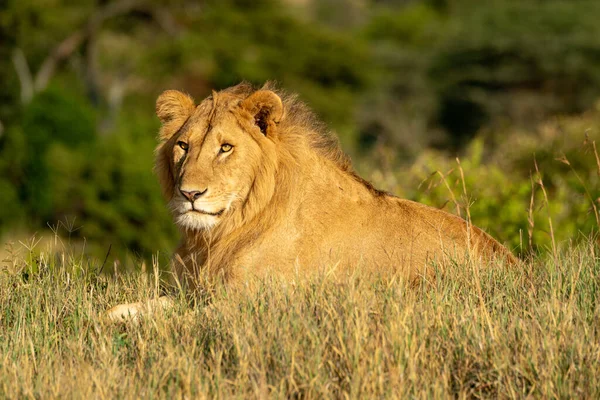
[156,90,195,140]
[241,90,284,136]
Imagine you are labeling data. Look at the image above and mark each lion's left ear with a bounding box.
[241,90,284,137]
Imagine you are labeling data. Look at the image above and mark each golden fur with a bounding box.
[152,82,516,290]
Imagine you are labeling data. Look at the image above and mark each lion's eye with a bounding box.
[220,143,233,153]
[177,141,189,151]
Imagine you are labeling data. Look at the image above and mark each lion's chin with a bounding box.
[175,211,221,231]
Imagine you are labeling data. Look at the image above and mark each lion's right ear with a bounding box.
[156,90,196,140]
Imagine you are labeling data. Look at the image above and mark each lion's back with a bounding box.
[293,197,517,278]
[377,198,517,269]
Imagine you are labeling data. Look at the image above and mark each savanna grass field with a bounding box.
[1,212,600,398]
[2,0,600,398]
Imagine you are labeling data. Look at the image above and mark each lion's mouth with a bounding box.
[189,208,225,217]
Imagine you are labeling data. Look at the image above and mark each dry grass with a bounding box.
[1,237,599,399]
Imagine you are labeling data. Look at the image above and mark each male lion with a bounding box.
[107,82,516,320]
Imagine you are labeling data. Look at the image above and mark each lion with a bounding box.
[107,82,516,320]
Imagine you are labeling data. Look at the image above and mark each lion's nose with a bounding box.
[180,188,207,202]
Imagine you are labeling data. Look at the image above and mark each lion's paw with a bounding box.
[105,297,174,323]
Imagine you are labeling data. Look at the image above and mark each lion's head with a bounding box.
[154,84,286,232]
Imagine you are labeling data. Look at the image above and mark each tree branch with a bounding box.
[33,0,149,94]
[34,31,86,92]
[12,48,34,104]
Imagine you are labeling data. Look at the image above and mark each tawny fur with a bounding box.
[152,82,517,291]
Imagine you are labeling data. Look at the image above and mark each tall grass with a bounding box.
[1,235,599,398]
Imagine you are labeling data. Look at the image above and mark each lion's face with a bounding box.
[155,88,283,231]
[169,107,262,230]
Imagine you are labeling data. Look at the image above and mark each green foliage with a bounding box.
[358,2,444,155]
[20,86,96,219]
[0,125,27,229]
[43,104,177,262]
[407,141,533,252]
[22,86,96,150]
[365,2,444,47]
[429,0,600,145]
[0,179,25,230]
[361,0,600,152]
[0,89,175,262]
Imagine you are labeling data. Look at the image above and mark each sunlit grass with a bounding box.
[1,237,599,398]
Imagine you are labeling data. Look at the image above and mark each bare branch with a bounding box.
[33,0,147,93]
[34,31,86,93]
[12,48,34,104]
[99,74,128,134]
[150,7,181,36]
